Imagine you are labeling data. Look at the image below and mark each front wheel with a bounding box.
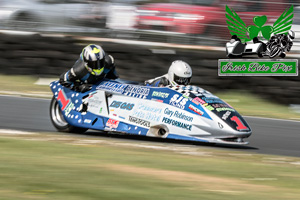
[50,96,88,133]
[269,46,282,58]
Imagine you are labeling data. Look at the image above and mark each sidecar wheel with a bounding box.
[50,96,88,133]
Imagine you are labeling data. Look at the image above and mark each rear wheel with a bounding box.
[269,46,282,58]
[50,96,88,133]
[280,52,286,58]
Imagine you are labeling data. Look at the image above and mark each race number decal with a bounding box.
[57,90,70,110]
[230,116,248,131]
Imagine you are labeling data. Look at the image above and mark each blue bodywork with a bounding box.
[50,79,251,143]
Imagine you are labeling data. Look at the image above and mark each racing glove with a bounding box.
[74,84,92,93]
[60,81,73,89]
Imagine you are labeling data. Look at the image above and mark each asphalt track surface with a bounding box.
[0,95,299,157]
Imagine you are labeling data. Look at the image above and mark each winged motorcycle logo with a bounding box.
[226,5,293,43]
[219,5,298,76]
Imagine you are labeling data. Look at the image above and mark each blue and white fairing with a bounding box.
[50,79,252,145]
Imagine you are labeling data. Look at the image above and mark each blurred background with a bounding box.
[0,0,300,104]
[1,0,300,46]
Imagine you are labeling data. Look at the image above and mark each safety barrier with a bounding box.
[0,33,299,104]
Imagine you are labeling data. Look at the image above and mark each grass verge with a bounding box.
[217,91,300,120]
[0,133,300,200]
[0,75,51,94]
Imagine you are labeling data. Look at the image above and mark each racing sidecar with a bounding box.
[226,40,264,58]
[50,79,252,145]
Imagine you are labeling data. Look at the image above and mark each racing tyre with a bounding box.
[280,52,286,58]
[50,96,88,133]
[269,46,282,58]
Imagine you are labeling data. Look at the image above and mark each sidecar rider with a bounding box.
[145,60,192,87]
[59,44,118,92]
[253,37,267,52]
[286,30,295,52]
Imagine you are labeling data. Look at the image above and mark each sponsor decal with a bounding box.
[205,105,215,111]
[96,82,126,93]
[192,97,206,105]
[151,98,164,103]
[132,103,162,122]
[188,105,204,116]
[64,102,74,116]
[192,99,199,105]
[162,117,192,131]
[202,97,223,104]
[216,107,235,112]
[88,91,97,98]
[218,122,224,129]
[85,91,108,115]
[88,94,103,110]
[182,94,190,99]
[212,103,231,108]
[164,108,193,122]
[97,82,151,98]
[110,101,134,111]
[169,94,188,109]
[222,111,231,120]
[137,103,162,114]
[152,91,170,98]
[132,110,161,122]
[106,118,120,129]
[124,85,150,98]
[129,116,150,127]
[65,101,74,116]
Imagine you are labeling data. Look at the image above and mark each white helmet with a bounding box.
[168,60,192,85]
[288,30,295,40]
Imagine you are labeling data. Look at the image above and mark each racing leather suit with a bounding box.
[60,54,118,91]
[145,74,170,87]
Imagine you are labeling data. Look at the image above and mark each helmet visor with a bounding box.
[87,58,105,70]
[174,74,191,85]
[92,68,104,76]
